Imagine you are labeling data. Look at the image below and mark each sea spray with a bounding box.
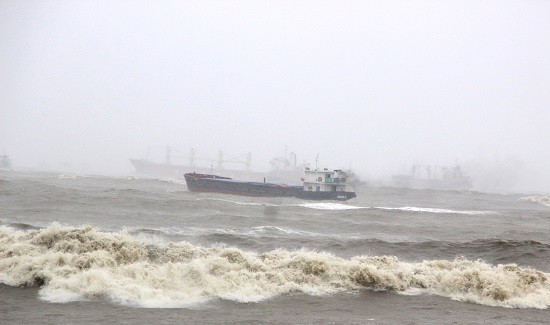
[1,225,549,309]
[519,196,550,207]
[298,203,495,214]
[374,206,496,215]
[299,203,364,210]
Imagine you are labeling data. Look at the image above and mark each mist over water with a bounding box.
[1,1,550,323]
[1,1,549,194]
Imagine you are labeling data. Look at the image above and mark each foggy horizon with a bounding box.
[2,1,549,194]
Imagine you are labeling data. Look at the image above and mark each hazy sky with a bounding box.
[1,1,549,193]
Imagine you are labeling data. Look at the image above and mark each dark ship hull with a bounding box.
[184,173,356,201]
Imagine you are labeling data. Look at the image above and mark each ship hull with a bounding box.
[184,173,356,201]
[393,175,472,191]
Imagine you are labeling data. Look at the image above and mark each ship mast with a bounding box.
[315,154,319,171]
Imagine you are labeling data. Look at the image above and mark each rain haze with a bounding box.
[1,0,549,193]
[3,2,550,321]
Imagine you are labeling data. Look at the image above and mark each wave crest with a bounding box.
[299,203,364,210]
[1,225,548,309]
[519,196,550,207]
[298,203,495,214]
[375,206,495,215]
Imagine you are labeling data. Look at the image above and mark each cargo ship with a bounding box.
[130,147,257,179]
[1,152,12,170]
[184,168,356,201]
[392,164,473,191]
[265,151,307,185]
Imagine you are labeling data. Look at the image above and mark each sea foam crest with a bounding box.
[375,206,495,215]
[200,198,278,207]
[155,178,187,185]
[519,196,550,207]
[58,174,91,179]
[299,203,494,215]
[299,203,365,210]
[1,225,548,309]
[131,225,325,239]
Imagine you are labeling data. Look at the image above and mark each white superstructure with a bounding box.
[302,168,349,192]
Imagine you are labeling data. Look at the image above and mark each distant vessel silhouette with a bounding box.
[130,146,308,184]
[1,151,12,170]
[130,146,255,179]
[392,164,472,191]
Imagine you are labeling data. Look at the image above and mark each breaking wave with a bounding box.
[298,203,365,210]
[201,198,278,207]
[57,174,91,179]
[155,178,187,185]
[519,196,550,207]
[128,225,323,239]
[375,206,495,215]
[1,225,548,309]
[299,203,495,215]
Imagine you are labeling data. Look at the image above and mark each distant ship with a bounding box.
[130,147,315,185]
[129,158,183,178]
[1,152,12,170]
[130,147,257,179]
[265,151,307,184]
[392,164,473,191]
[184,168,356,201]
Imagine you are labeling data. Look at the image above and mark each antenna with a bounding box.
[315,154,319,171]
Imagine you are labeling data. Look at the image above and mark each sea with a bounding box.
[1,170,549,324]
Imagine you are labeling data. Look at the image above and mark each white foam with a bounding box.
[298,203,494,215]
[200,198,278,207]
[375,206,495,215]
[1,225,548,309]
[39,288,86,303]
[58,174,90,179]
[244,226,322,237]
[131,225,415,243]
[155,178,187,185]
[519,196,550,207]
[299,203,365,210]
[145,225,324,238]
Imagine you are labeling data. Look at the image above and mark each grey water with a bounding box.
[1,170,549,324]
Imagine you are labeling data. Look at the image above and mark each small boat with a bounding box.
[184,168,356,201]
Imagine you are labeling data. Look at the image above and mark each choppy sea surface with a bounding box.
[1,170,549,324]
